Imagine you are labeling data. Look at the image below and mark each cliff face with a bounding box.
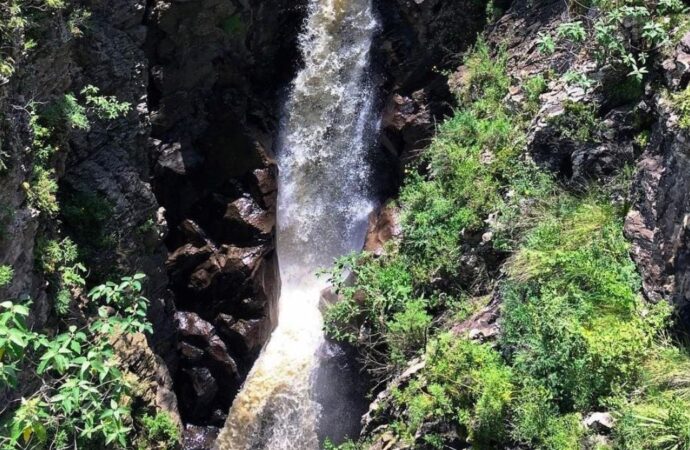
[0,0,177,432]
[1,0,489,446]
[146,0,306,431]
[7,0,690,449]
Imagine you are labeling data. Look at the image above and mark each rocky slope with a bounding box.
[342,1,690,449]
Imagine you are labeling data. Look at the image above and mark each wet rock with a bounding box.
[222,197,274,245]
[183,425,219,450]
[176,311,215,343]
[167,244,215,283]
[380,92,433,162]
[178,367,218,420]
[215,314,272,356]
[178,342,205,364]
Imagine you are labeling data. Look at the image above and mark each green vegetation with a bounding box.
[548,100,602,143]
[325,35,690,450]
[135,412,180,450]
[0,274,161,449]
[81,85,131,120]
[672,85,690,129]
[538,1,688,83]
[390,336,513,447]
[0,265,12,288]
[221,14,246,36]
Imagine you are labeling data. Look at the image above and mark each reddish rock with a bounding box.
[364,203,402,255]
[223,197,275,241]
[167,244,214,282]
[215,314,272,356]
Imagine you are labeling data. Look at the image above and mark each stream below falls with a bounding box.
[214,0,379,448]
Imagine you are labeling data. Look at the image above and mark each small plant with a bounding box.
[562,70,596,91]
[672,85,690,129]
[26,167,59,216]
[0,274,156,448]
[81,85,131,120]
[137,411,180,450]
[557,21,587,43]
[523,74,548,113]
[549,100,602,142]
[536,32,556,55]
[0,265,12,288]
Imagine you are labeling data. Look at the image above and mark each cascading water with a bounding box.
[214,1,378,449]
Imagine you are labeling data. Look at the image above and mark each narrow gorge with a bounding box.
[216,1,378,448]
[3,0,690,450]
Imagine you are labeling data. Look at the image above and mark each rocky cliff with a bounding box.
[0,0,491,447]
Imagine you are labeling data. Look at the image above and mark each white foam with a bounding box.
[214,0,378,449]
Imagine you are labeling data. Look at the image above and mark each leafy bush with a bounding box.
[0,265,12,288]
[0,274,157,449]
[323,35,685,450]
[386,299,431,365]
[502,197,668,409]
[390,336,513,448]
[672,85,690,129]
[511,383,584,450]
[136,411,180,450]
[81,85,131,120]
[548,100,602,142]
[26,167,59,216]
[610,344,690,450]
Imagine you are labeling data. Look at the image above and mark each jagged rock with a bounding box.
[179,367,218,418]
[380,92,433,161]
[215,314,271,356]
[663,32,690,89]
[179,342,205,364]
[222,197,274,244]
[584,412,615,433]
[115,333,181,427]
[179,220,214,248]
[167,244,215,282]
[176,311,215,342]
[364,203,402,255]
[625,101,690,318]
[361,358,427,436]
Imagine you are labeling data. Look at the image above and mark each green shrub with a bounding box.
[0,265,12,288]
[0,274,153,449]
[391,336,513,448]
[511,383,584,450]
[673,86,690,129]
[61,189,116,252]
[81,85,131,120]
[36,237,78,274]
[502,196,669,411]
[524,74,548,113]
[611,344,690,450]
[386,299,431,365]
[548,100,602,143]
[26,167,59,216]
[137,411,180,450]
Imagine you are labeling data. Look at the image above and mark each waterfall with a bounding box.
[214,0,378,448]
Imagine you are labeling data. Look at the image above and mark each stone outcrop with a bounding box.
[625,42,690,318]
[0,0,178,430]
[373,0,488,198]
[145,0,306,430]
